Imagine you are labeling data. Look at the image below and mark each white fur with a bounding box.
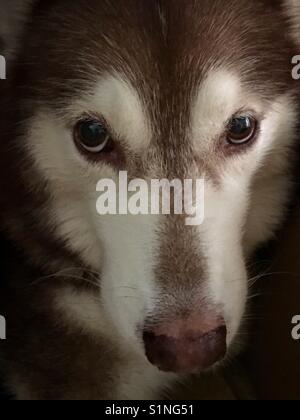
[54,285,107,335]
[191,70,243,149]
[244,96,298,253]
[99,213,160,348]
[67,74,151,152]
[191,69,265,152]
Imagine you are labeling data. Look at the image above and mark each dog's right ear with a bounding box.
[0,0,34,57]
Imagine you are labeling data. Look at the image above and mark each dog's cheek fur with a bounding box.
[197,93,299,349]
[99,214,160,346]
[25,110,105,270]
[245,94,300,254]
[199,179,249,346]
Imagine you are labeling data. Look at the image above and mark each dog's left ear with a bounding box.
[0,0,34,57]
[284,0,300,45]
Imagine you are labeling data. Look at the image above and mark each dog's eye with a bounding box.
[227,116,257,145]
[74,120,112,153]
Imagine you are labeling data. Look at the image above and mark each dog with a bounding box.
[0,0,299,400]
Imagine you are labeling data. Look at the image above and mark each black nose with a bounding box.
[143,316,227,374]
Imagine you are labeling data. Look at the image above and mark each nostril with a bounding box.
[143,324,227,374]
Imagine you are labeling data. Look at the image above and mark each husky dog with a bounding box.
[0,0,299,400]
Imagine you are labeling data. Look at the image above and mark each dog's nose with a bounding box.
[143,315,227,374]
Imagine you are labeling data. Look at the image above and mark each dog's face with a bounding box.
[3,0,299,373]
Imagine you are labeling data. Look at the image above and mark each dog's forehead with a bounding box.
[24,0,293,111]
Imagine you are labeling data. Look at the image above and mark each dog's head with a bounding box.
[1,0,300,374]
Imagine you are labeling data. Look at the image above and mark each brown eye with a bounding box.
[74,120,113,153]
[227,116,257,145]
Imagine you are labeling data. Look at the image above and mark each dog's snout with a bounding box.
[143,315,227,374]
